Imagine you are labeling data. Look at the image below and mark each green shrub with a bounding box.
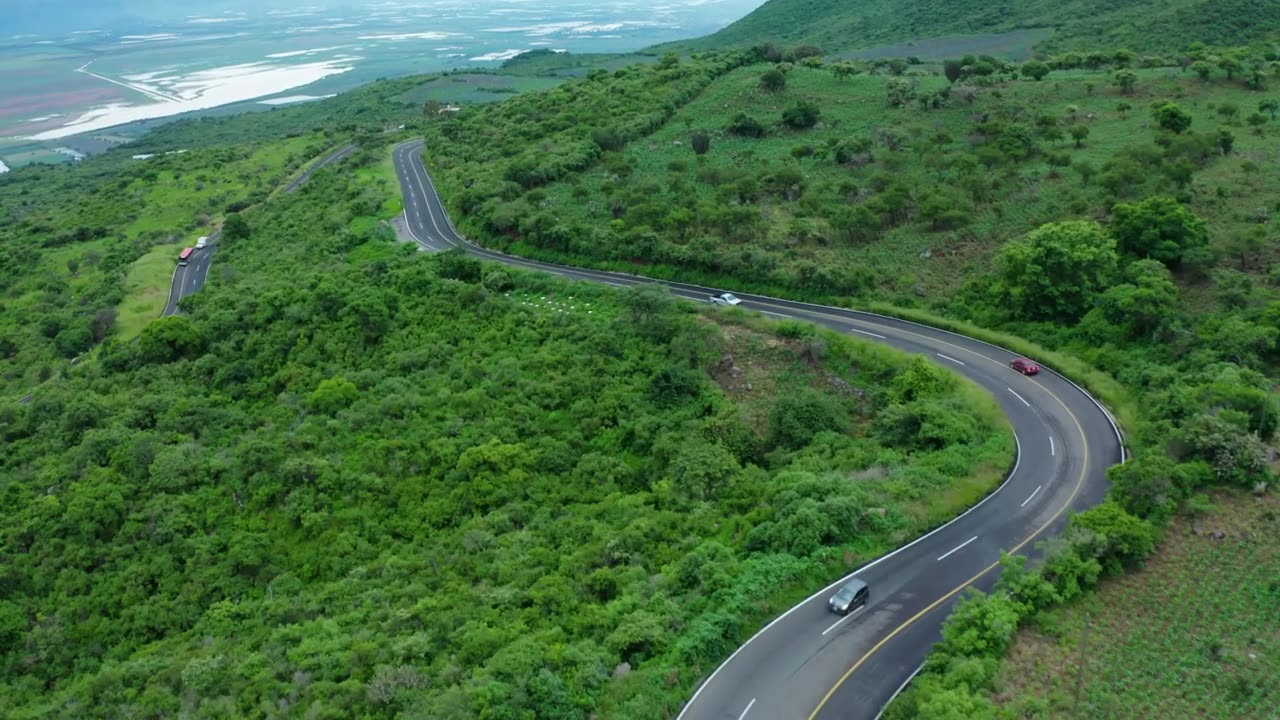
[1069,499,1158,574]
[768,387,848,449]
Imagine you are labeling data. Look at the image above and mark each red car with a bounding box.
[1010,357,1040,375]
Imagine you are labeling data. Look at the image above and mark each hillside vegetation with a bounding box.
[0,134,329,395]
[421,44,1280,717]
[0,133,1013,717]
[669,0,1280,55]
[0,64,574,398]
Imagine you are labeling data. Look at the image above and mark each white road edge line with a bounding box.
[737,698,757,720]
[821,605,863,636]
[936,353,965,366]
[937,536,978,562]
[1021,485,1042,508]
[1008,387,1031,407]
[849,328,887,339]
[1050,436,1055,456]
[760,310,787,318]
[672,431,1021,720]
[163,263,180,316]
[874,663,925,720]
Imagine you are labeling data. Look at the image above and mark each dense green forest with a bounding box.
[0,132,1012,717]
[0,63,586,398]
[663,0,1280,56]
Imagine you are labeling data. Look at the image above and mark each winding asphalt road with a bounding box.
[393,139,1124,720]
[163,143,356,316]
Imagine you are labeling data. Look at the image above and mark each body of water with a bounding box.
[0,0,764,143]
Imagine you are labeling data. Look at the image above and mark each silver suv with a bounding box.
[828,578,869,615]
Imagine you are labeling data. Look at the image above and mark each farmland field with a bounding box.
[394,73,565,106]
[0,0,767,163]
[993,490,1280,719]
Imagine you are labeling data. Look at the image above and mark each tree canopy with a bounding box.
[997,220,1118,321]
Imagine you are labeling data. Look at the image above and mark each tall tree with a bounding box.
[1110,195,1210,267]
[1112,69,1138,94]
[1152,102,1192,134]
[996,220,1118,321]
[1020,60,1051,81]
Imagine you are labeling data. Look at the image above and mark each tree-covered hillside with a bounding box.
[667,0,1280,55]
[0,134,1012,717]
[419,45,1280,716]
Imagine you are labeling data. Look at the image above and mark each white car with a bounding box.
[709,292,742,306]
[195,236,208,250]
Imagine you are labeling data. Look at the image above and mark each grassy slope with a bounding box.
[994,490,1280,718]
[666,0,1280,55]
[534,63,1279,303]
[116,246,180,338]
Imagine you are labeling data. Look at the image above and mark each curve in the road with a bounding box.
[392,139,1124,720]
[164,143,356,316]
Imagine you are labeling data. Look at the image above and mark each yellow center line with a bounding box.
[806,370,1092,719]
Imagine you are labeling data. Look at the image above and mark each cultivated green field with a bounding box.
[994,490,1280,719]
[395,73,565,106]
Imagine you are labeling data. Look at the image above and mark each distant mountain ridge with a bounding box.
[671,0,1280,55]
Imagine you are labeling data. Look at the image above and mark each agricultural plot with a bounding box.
[395,73,564,106]
[994,491,1280,719]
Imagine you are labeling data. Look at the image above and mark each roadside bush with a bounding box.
[1041,531,1105,601]
[936,590,1023,659]
[1106,454,1189,522]
[1068,499,1157,574]
[139,315,206,363]
[874,398,979,451]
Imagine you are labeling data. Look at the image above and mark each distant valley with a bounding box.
[0,0,763,163]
